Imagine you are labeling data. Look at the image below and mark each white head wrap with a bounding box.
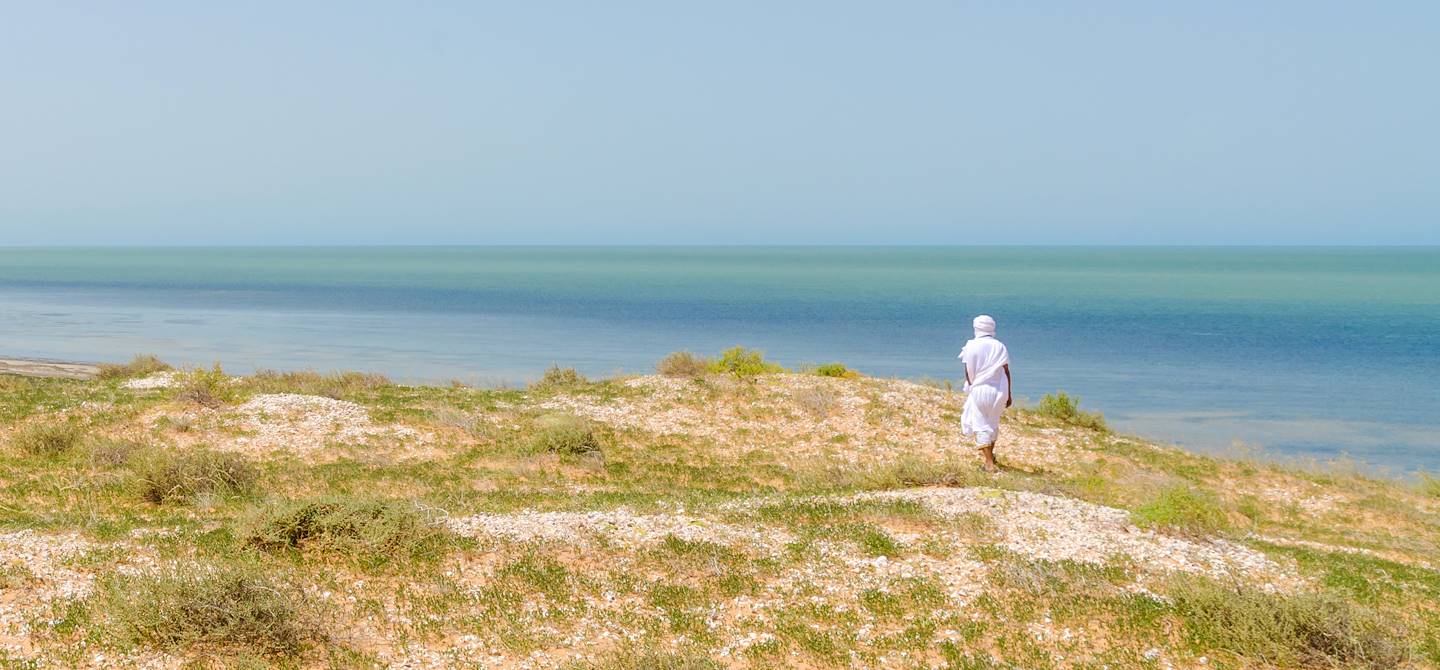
[973,314,996,338]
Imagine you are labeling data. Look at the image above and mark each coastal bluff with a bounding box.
[1,356,1436,669]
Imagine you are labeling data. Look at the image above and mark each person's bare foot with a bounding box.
[979,445,1000,472]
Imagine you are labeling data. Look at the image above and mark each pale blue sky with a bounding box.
[2,2,1436,245]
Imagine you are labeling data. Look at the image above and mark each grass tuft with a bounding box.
[1133,485,1230,535]
[656,351,710,378]
[95,562,321,658]
[1033,391,1108,432]
[135,448,257,504]
[242,497,451,568]
[97,354,172,380]
[532,412,603,455]
[11,420,84,458]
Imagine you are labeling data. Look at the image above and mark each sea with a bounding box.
[1,246,1436,473]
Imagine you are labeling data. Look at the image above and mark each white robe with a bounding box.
[958,336,1010,437]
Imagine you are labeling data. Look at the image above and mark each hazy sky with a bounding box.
[2,2,1437,245]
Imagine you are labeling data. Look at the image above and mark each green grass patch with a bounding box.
[1133,485,1230,535]
[10,420,85,458]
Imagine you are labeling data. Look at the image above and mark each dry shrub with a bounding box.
[656,351,710,378]
[794,385,838,417]
[96,562,322,658]
[1169,575,1408,669]
[530,365,588,392]
[135,448,257,504]
[242,497,450,569]
[97,354,172,380]
[429,405,487,436]
[87,437,146,468]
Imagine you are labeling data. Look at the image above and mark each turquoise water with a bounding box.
[1,246,1436,472]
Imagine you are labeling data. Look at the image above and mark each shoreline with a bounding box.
[0,356,101,380]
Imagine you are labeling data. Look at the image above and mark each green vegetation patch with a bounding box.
[708,346,786,377]
[811,362,861,379]
[1033,391,1108,432]
[92,562,323,659]
[242,497,452,568]
[11,420,85,458]
[176,363,238,408]
[1133,485,1231,535]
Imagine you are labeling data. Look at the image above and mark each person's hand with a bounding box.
[1006,394,1013,408]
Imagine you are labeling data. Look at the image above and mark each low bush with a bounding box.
[531,413,603,455]
[708,346,785,378]
[1169,576,1408,669]
[811,363,860,379]
[176,363,235,408]
[95,562,321,658]
[1133,485,1230,534]
[11,420,84,458]
[97,354,172,380]
[656,351,710,378]
[247,369,389,399]
[1034,391,1108,432]
[243,497,450,568]
[530,365,588,391]
[135,449,258,504]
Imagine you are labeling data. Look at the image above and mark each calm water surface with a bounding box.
[1,247,1436,472]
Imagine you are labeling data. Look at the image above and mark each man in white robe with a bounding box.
[958,315,1011,471]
